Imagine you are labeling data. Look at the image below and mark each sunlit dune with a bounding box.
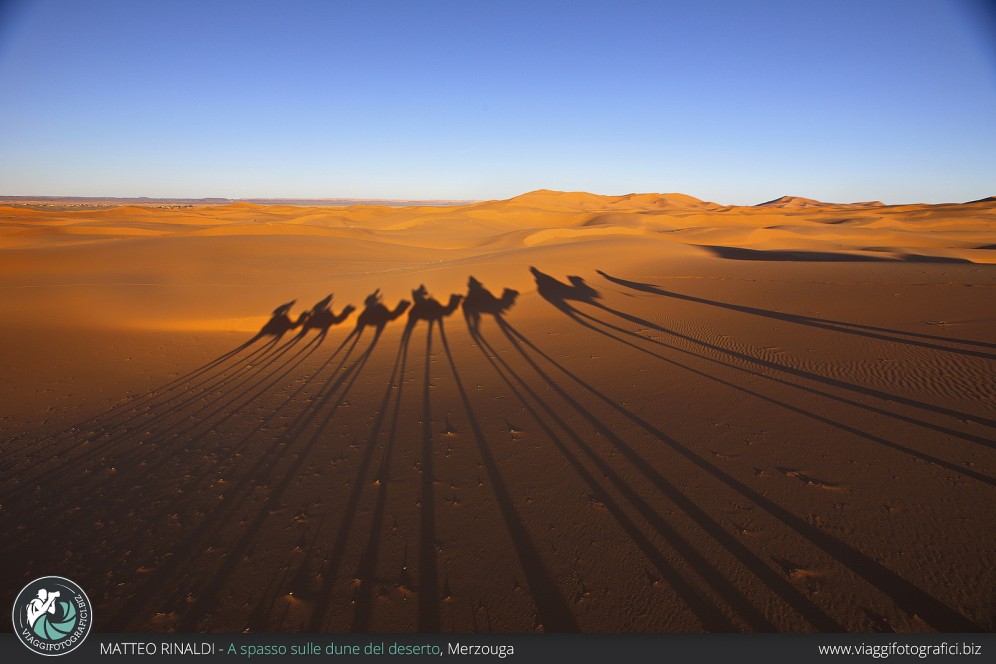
[755,195,885,209]
[0,191,993,633]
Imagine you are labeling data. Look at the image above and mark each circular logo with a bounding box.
[12,576,92,656]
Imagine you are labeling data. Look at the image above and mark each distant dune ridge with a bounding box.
[3,189,986,208]
[1,188,992,271]
[755,195,885,209]
[0,188,993,633]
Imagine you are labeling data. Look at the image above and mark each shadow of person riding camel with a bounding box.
[247,300,308,345]
[296,294,356,341]
[352,289,411,340]
[404,284,463,337]
[529,266,600,314]
[461,276,519,335]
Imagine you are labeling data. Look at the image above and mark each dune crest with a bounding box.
[755,195,885,209]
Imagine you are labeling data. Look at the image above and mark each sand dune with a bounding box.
[0,191,993,633]
[755,195,885,209]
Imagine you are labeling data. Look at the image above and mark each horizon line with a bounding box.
[1,190,994,208]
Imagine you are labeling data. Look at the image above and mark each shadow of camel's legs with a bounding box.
[437,322,579,632]
[496,317,983,632]
[480,318,842,630]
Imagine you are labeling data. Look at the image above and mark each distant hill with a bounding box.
[756,195,885,209]
[503,189,724,210]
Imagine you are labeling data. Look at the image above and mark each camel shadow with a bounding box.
[247,299,307,344]
[462,276,518,334]
[296,294,356,341]
[403,284,462,338]
[529,266,599,310]
[351,289,410,340]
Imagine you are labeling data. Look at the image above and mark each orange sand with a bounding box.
[0,191,993,632]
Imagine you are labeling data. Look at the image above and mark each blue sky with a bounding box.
[1,0,994,204]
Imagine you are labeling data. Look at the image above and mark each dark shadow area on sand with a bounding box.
[703,245,973,264]
[445,279,579,632]
[3,272,989,632]
[523,267,986,632]
[0,292,420,632]
[596,270,996,356]
[543,272,995,487]
[531,269,995,438]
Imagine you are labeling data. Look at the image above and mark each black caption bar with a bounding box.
[1,633,992,664]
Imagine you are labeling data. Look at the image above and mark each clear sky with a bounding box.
[1,0,994,204]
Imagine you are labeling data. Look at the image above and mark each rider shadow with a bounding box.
[295,294,356,343]
[248,300,307,345]
[403,284,463,340]
[461,276,519,336]
[347,289,411,344]
[529,267,599,311]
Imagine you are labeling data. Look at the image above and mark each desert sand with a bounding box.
[0,190,993,633]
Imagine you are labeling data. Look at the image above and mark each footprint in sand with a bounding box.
[777,467,846,492]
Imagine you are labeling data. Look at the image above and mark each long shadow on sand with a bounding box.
[463,279,785,631]
[350,283,579,633]
[529,276,996,486]
[596,270,996,357]
[406,285,461,632]
[525,268,985,632]
[169,291,408,631]
[347,284,464,632]
[440,300,580,632]
[0,297,358,512]
[0,292,421,632]
[0,300,311,474]
[701,245,973,265]
[530,268,996,452]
